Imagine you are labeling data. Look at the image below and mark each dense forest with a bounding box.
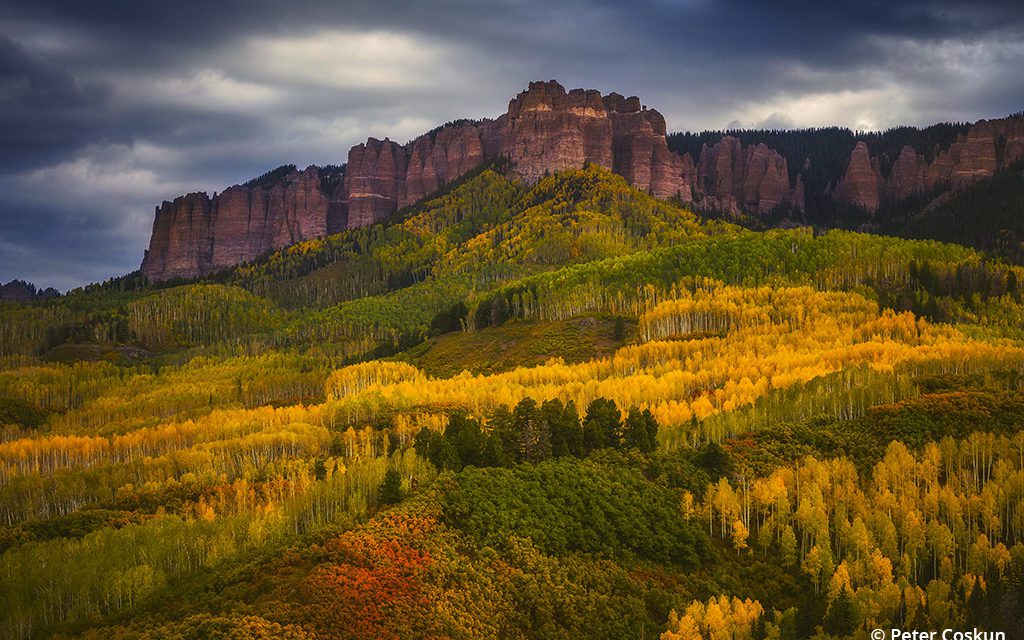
[2,165,1024,639]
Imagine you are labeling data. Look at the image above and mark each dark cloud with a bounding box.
[0,0,1021,290]
[0,35,116,171]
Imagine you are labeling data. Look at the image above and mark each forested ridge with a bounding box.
[2,165,1024,639]
[667,123,1024,263]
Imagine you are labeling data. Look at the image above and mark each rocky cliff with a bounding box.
[694,137,803,214]
[140,80,1020,280]
[145,80,809,280]
[342,80,799,227]
[141,167,343,281]
[834,116,1024,212]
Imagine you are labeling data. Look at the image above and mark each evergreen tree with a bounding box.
[824,586,857,636]
[434,436,461,471]
[546,399,583,458]
[482,406,519,467]
[622,407,652,452]
[515,398,551,463]
[413,427,433,460]
[696,442,733,479]
[641,408,659,453]
[966,580,986,627]
[446,411,484,468]
[378,469,403,505]
[583,398,620,453]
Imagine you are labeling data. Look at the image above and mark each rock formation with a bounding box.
[141,167,342,281]
[694,138,803,214]
[835,116,1024,212]
[340,80,797,228]
[835,142,884,212]
[0,280,60,302]
[142,80,1018,280]
[141,80,810,280]
[341,81,693,224]
[885,145,926,202]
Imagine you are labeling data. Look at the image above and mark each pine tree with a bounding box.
[515,398,550,463]
[544,399,581,458]
[824,586,857,635]
[583,398,620,453]
[622,407,653,452]
[378,469,403,505]
[446,411,484,468]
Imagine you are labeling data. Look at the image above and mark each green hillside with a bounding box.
[2,166,1024,639]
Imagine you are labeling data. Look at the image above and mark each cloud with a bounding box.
[0,0,1022,289]
[131,69,282,111]
[235,30,459,91]
[0,34,116,171]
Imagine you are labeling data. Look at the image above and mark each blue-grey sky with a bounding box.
[1,0,1022,291]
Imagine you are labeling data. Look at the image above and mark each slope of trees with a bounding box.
[2,165,1024,639]
[891,162,1024,264]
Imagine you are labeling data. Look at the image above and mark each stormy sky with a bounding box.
[1,1,1022,291]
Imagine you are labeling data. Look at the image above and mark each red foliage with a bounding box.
[292,513,441,639]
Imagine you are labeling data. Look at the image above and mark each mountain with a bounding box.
[667,115,1024,220]
[140,165,346,282]
[140,81,1023,284]
[140,81,803,281]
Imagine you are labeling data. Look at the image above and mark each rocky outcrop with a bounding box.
[501,84,614,182]
[694,138,803,214]
[402,123,489,208]
[141,193,214,281]
[0,280,59,302]
[835,142,883,212]
[143,80,809,280]
[1001,117,1024,166]
[886,145,926,202]
[609,97,694,200]
[951,121,998,187]
[141,167,342,281]
[339,81,677,220]
[340,80,798,226]
[836,116,1024,212]
[343,139,408,229]
[141,80,1022,280]
[210,166,331,269]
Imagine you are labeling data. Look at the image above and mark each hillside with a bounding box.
[137,80,1023,283]
[2,167,1024,638]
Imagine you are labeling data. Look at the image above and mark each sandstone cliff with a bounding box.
[341,80,797,227]
[694,137,803,214]
[142,80,813,280]
[834,116,1024,212]
[146,82,1024,281]
[141,166,342,281]
[835,142,884,212]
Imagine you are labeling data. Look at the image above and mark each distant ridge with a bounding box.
[0,279,59,302]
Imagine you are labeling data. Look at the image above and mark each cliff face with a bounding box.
[341,80,799,227]
[834,116,1024,212]
[141,80,1018,280]
[141,167,341,281]
[694,138,802,214]
[834,142,884,212]
[142,80,811,280]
